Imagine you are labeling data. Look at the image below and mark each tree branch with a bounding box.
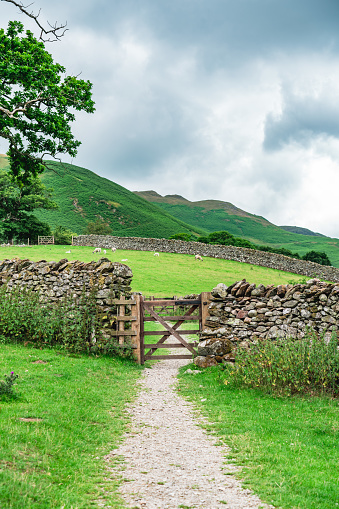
[1,0,68,41]
[0,93,46,118]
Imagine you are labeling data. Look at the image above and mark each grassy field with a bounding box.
[0,343,142,508]
[178,365,339,509]
[0,245,308,297]
[2,244,339,508]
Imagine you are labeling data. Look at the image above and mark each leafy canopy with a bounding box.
[0,21,95,182]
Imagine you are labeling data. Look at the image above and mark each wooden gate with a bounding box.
[138,292,211,365]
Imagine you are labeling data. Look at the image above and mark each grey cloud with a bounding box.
[61,0,339,65]
[263,89,339,150]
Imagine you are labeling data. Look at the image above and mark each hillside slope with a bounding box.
[0,156,204,239]
[134,190,339,267]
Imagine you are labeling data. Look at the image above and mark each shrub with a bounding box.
[0,286,133,358]
[83,218,112,235]
[223,331,339,396]
[169,233,193,241]
[0,372,19,399]
[53,225,77,245]
[302,250,332,266]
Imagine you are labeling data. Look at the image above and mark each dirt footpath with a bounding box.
[105,358,274,509]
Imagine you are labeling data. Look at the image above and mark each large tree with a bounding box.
[0,168,57,241]
[0,16,95,183]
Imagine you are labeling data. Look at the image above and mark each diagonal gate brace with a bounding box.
[143,302,198,356]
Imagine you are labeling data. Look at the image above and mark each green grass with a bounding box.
[31,160,204,239]
[0,245,309,297]
[0,343,142,508]
[141,200,339,267]
[178,365,339,509]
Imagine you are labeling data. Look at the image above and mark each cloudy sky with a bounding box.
[2,0,339,237]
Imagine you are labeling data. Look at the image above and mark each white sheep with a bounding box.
[195,254,203,261]
[103,249,106,254]
[154,252,159,257]
[111,247,116,252]
[92,247,101,254]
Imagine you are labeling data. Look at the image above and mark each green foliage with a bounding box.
[224,332,339,396]
[0,371,18,399]
[0,21,95,183]
[53,225,76,245]
[147,200,339,267]
[0,244,309,296]
[179,366,339,509]
[196,230,302,260]
[0,169,56,242]
[33,161,204,239]
[169,232,193,241]
[0,343,141,507]
[303,250,332,266]
[0,286,132,357]
[83,217,113,235]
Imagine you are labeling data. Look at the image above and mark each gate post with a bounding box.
[131,294,141,364]
[200,292,212,332]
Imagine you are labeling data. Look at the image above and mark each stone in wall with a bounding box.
[0,257,133,340]
[196,278,339,366]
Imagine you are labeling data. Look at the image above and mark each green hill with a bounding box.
[0,156,204,239]
[279,225,325,237]
[134,190,339,267]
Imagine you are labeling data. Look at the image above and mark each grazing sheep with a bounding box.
[103,249,106,254]
[195,254,203,261]
[92,247,101,254]
[154,252,159,257]
[111,247,116,252]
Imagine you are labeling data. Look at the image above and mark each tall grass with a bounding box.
[224,331,339,396]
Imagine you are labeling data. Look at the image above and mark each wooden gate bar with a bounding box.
[144,354,194,360]
[144,343,198,349]
[143,302,197,356]
[147,305,197,353]
[131,294,141,363]
[140,296,145,364]
[145,303,199,356]
[144,315,198,322]
[143,299,200,306]
[144,329,198,336]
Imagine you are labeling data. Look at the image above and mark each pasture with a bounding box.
[1,244,338,508]
[0,244,306,296]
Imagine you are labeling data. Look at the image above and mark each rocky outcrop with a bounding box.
[198,278,339,365]
[73,235,339,282]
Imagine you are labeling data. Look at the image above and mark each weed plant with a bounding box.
[0,286,132,357]
[0,371,18,399]
[224,331,339,396]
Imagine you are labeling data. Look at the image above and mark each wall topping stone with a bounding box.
[197,278,339,365]
[73,234,339,282]
[0,257,133,339]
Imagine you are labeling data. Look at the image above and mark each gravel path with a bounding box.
[105,357,274,509]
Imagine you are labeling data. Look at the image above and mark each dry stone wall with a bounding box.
[73,235,339,282]
[195,279,339,367]
[0,257,133,339]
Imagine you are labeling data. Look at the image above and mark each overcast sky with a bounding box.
[2,0,339,237]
